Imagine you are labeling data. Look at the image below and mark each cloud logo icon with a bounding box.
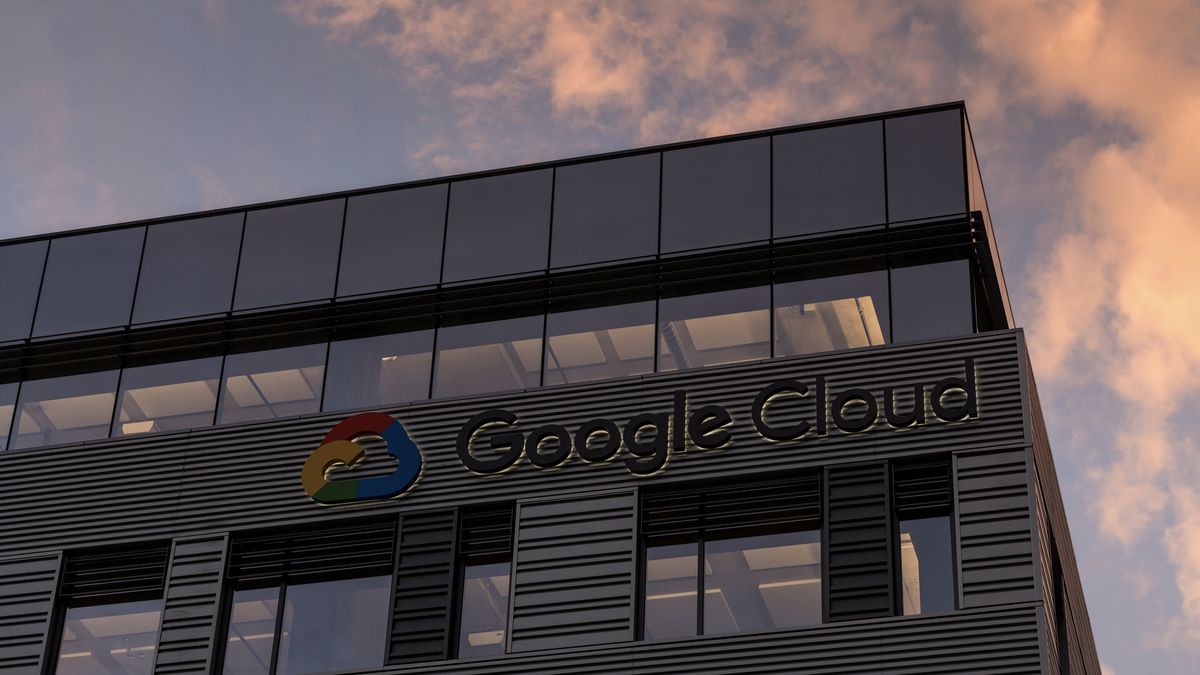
[301,412,423,504]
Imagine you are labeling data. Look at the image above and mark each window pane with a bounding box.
[658,287,769,372]
[275,575,390,675]
[114,357,222,436]
[551,154,659,267]
[34,228,144,337]
[457,562,511,658]
[234,200,343,311]
[0,240,47,342]
[885,110,966,222]
[644,542,698,641]
[443,169,552,283]
[218,344,326,425]
[338,185,446,297]
[661,138,769,253]
[11,370,118,450]
[221,587,279,675]
[545,301,655,385]
[900,516,955,616]
[890,259,973,342]
[773,122,885,237]
[704,531,821,635]
[323,330,433,411]
[432,316,542,398]
[133,214,242,324]
[774,271,889,356]
[56,599,163,675]
[0,382,15,452]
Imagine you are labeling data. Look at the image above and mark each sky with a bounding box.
[2,1,1198,671]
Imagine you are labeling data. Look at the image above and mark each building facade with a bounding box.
[0,102,1099,674]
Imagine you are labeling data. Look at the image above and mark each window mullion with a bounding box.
[267,581,287,675]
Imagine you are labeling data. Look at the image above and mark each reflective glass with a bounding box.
[885,110,967,222]
[11,370,118,450]
[234,200,344,311]
[323,330,433,411]
[221,587,278,675]
[703,531,822,635]
[133,214,243,324]
[34,227,144,337]
[338,185,447,297]
[275,575,390,675]
[551,154,659,267]
[890,259,973,342]
[113,357,222,436]
[457,562,511,658]
[658,287,769,372]
[544,301,655,385]
[218,344,326,425]
[55,599,163,675]
[0,240,47,342]
[643,543,698,641]
[432,315,542,398]
[774,271,889,356]
[443,169,552,283]
[773,122,885,237]
[0,381,16,452]
[661,138,769,253]
[899,516,955,615]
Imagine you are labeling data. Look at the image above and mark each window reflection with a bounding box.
[324,330,433,411]
[55,599,163,675]
[113,357,221,436]
[222,587,278,675]
[658,287,769,372]
[890,259,973,342]
[644,543,699,641]
[0,240,47,342]
[457,562,511,658]
[0,381,16,452]
[774,271,889,356]
[899,516,954,616]
[275,576,390,675]
[218,345,326,425]
[703,532,822,635]
[545,302,654,385]
[10,370,118,450]
[433,316,542,398]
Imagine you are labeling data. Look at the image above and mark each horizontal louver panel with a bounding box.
[389,510,455,664]
[458,505,514,563]
[227,518,394,585]
[153,535,228,674]
[825,463,891,622]
[0,553,59,675]
[641,475,820,543]
[60,543,169,602]
[955,448,1037,608]
[893,457,951,518]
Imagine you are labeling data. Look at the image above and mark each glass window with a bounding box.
[457,562,511,658]
[34,228,144,337]
[0,240,47,342]
[234,201,344,311]
[544,301,655,385]
[773,121,885,237]
[899,516,955,616]
[550,154,659,268]
[890,259,973,342]
[643,542,699,641]
[0,381,16,452]
[10,370,118,450]
[885,110,966,222]
[275,576,390,675]
[323,330,433,411]
[774,270,889,356]
[661,138,769,253]
[338,185,447,297]
[133,214,243,324]
[658,287,769,372]
[218,344,326,425]
[704,531,822,635]
[442,169,553,283]
[55,598,163,675]
[222,587,278,675]
[432,315,542,398]
[113,357,222,436]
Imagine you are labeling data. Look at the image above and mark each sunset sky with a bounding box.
[2,2,1198,671]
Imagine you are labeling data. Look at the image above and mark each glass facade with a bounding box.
[10,370,119,450]
[442,170,553,283]
[433,315,543,398]
[113,357,222,436]
[774,270,889,356]
[133,214,243,324]
[891,259,973,342]
[323,330,434,411]
[899,516,955,616]
[544,301,655,385]
[218,345,326,425]
[773,121,885,237]
[234,201,344,311]
[551,154,659,267]
[55,599,163,675]
[658,286,770,372]
[34,228,144,337]
[0,240,47,343]
[661,138,770,253]
[338,186,446,297]
[885,109,967,222]
[456,562,511,658]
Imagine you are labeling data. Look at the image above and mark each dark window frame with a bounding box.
[890,456,958,617]
[450,504,515,660]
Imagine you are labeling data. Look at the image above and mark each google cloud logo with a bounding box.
[301,412,423,505]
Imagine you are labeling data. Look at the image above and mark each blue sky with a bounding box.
[3,2,1199,672]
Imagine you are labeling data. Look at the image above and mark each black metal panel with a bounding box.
[0,552,59,675]
[59,542,170,603]
[893,458,952,518]
[641,475,820,543]
[389,510,457,664]
[825,463,893,621]
[509,491,637,652]
[226,518,394,586]
[153,534,228,674]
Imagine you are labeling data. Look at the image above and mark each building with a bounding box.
[0,102,1100,674]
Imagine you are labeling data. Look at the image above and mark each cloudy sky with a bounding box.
[2,1,1198,671]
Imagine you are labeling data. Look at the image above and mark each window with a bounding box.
[550,153,659,267]
[442,169,553,283]
[890,259,973,342]
[133,214,243,324]
[658,286,770,372]
[885,109,967,222]
[893,459,955,616]
[641,476,822,640]
[33,227,145,337]
[0,381,15,451]
[9,369,119,450]
[113,357,222,436]
[323,329,434,412]
[773,121,885,237]
[218,344,326,425]
[338,185,447,297]
[0,240,47,342]
[432,315,542,398]
[234,200,344,311]
[544,300,655,385]
[455,505,514,658]
[661,138,770,253]
[774,269,889,356]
